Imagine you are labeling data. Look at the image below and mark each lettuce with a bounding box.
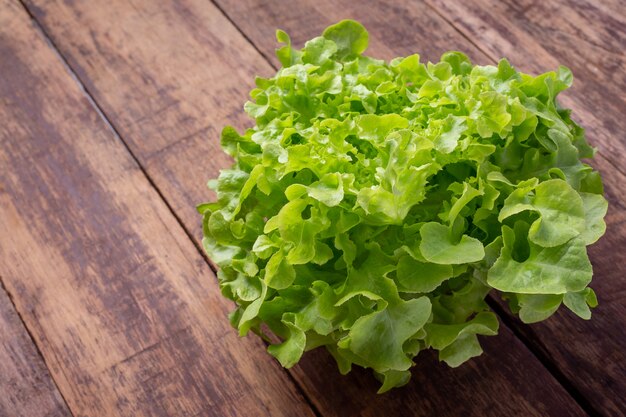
[199,20,607,392]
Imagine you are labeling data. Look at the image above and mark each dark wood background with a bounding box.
[1,0,624,416]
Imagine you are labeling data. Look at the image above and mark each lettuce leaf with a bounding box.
[199,19,607,392]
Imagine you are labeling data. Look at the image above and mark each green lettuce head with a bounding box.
[199,20,607,392]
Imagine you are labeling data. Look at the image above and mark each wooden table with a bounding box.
[1,0,624,416]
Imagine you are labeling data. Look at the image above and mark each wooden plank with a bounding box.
[289,324,588,417]
[0,284,72,417]
[216,0,488,68]
[19,0,592,415]
[213,0,626,415]
[24,0,272,227]
[0,1,316,416]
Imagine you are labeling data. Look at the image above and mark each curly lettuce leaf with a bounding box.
[199,19,608,392]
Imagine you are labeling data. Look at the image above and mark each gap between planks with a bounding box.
[0,277,75,417]
[13,1,323,416]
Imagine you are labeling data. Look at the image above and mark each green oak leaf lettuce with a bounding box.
[199,20,607,392]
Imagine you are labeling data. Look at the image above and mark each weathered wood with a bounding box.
[24,0,271,226]
[19,0,593,415]
[214,0,626,415]
[0,2,316,416]
[217,0,488,67]
[0,284,72,417]
[290,324,590,417]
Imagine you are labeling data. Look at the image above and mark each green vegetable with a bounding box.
[199,20,607,392]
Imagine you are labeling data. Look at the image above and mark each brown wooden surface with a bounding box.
[13,0,596,416]
[289,326,586,417]
[1,0,623,415]
[0,285,71,417]
[24,0,269,226]
[0,1,315,416]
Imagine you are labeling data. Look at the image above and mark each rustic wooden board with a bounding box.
[0,284,72,417]
[0,2,316,416]
[216,0,488,67]
[18,0,595,415]
[24,0,271,227]
[289,323,589,417]
[213,0,626,415]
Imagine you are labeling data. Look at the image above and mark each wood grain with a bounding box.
[214,0,626,415]
[24,0,271,227]
[0,284,72,417]
[18,0,594,415]
[290,324,588,417]
[0,1,316,416]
